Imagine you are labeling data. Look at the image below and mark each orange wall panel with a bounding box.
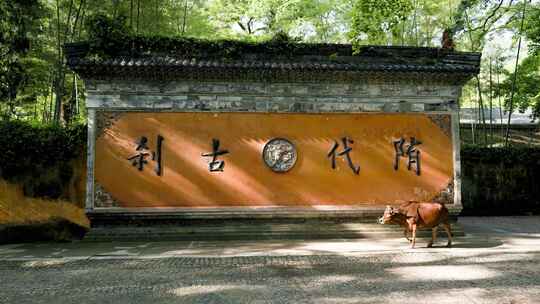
[95,112,453,208]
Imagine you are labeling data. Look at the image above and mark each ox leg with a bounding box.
[404,228,412,243]
[428,226,437,248]
[443,223,452,247]
[411,225,417,249]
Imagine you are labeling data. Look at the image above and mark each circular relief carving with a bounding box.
[262,138,297,173]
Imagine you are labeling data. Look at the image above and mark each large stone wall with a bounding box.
[84,78,463,217]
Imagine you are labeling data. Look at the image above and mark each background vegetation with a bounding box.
[0,0,539,133]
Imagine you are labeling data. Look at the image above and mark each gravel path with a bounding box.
[1,216,539,304]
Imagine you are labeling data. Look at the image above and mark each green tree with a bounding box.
[207,0,342,41]
[0,0,45,119]
[497,54,540,119]
[349,0,413,46]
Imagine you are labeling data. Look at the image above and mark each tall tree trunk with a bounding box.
[43,80,53,124]
[471,91,476,145]
[475,75,487,145]
[53,73,64,123]
[181,0,188,35]
[113,0,119,19]
[154,0,159,34]
[413,0,419,46]
[505,0,527,146]
[137,0,141,34]
[496,59,504,141]
[74,74,78,116]
[489,57,494,144]
[48,81,54,123]
[77,3,86,39]
[401,22,405,46]
[130,0,134,29]
[53,0,63,123]
[70,0,85,42]
[63,0,75,41]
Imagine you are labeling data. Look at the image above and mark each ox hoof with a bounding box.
[427,242,433,248]
[446,242,452,248]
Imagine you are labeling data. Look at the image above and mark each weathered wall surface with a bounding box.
[461,148,540,215]
[94,112,453,208]
[85,80,461,113]
[84,79,462,215]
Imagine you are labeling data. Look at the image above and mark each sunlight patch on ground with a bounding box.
[318,298,372,304]
[390,252,446,264]
[160,249,223,256]
[452,252,537,264]
[371,288,490,304]
[22,259,69,268]
[169,284,263,297]
[97,249,139,256]
[502,236,540,246]
[387,265,499,281]
[312,275,357,286]
[299,241,389,253]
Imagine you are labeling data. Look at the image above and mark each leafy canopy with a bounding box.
[349,0,413,46]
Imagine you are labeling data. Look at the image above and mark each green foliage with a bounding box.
[0,120,86,198]
[0,0,45,117]
[349,0,413,47]
[1,0,538,125]
[525,5,540,53]
[84,14,324,60]
[208,0,329,40]
[85,14,133,59]
[495,54,540,119]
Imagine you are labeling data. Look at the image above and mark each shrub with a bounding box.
[0,120,86,198]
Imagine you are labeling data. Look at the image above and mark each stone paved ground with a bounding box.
[1,216,539,304]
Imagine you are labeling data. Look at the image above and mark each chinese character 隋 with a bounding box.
[393,136,421,176]
[327,137,360,175]
[202,138,229,172]
[127,135,164,176]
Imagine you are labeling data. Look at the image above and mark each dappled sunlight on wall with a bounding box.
[95,112,453,208]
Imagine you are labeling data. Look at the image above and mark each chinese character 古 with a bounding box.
[127,135,164,176]
[202,138,229,172]
[327,137,360,175]
[393,137,421,176]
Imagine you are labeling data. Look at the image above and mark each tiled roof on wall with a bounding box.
[65,41,481,82]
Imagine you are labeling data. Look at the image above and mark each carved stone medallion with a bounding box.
[262,138,297,172]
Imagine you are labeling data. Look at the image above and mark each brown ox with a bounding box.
[378,201,452,248]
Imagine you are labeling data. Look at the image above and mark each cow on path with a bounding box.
[378,201,452,248]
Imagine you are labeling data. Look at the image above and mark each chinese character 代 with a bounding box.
[327,136,360,175]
